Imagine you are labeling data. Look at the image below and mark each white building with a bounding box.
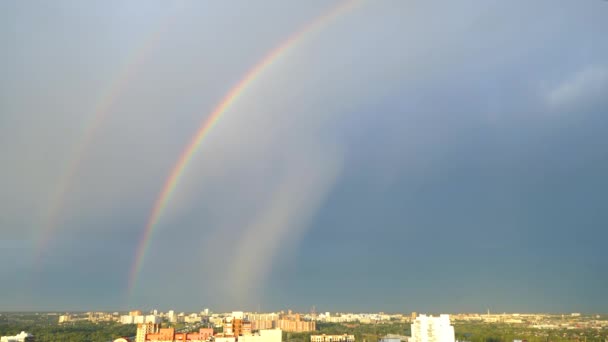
[0,331,34,342]
[120,314,160,325]
[185,313,202,323]
[120,315,135,324]
[136,323,159,342]
[145,315,161,324]
[410,315,455,342]
[240,329,282,342]
[168,310,177,323]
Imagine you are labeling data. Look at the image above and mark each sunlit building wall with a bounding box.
[136,323,160,342]
[239,329,282,342]
[251,320,275,330]
[310,334,355,342]
[410,315,454,342]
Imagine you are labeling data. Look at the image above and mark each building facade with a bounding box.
[238,329,282,342]
[136,323,161,342]
[277,312,315,332]
[277,319,315,333]
[137,326,213,342]
[310,335,355,342]
[122,314,161,325]
[410,315,454,342]
[250,320,275,331]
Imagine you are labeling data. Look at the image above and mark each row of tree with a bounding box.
[0,321,135,342]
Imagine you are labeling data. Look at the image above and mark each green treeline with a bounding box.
[0,322,137,342]
[454,322,607,342]
[283,322,606,342]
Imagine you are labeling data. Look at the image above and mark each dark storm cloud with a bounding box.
[1,0,607,311]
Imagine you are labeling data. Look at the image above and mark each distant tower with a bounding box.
[311,305,316,319]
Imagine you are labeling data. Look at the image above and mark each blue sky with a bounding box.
[1,0,607,313]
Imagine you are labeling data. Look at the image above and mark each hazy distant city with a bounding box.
[1,310,608,342]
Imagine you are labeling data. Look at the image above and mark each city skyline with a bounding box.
[3,310,607,342]
[1,1,607,312]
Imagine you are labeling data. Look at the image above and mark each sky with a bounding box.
[1,0,607,313]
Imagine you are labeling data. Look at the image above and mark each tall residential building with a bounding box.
[168,310,177,323]
[247,313,278,322]
[251,320,275,330]
[232,318,243,337]
[277,319,316,332]
[410,315,455,342]
[248,313,278,331]
[136,323,160,342]
[223,312,256,338]
[277,312,316,332]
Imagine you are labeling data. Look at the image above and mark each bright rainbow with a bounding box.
[34,11,181,263]
[128,0,360,294]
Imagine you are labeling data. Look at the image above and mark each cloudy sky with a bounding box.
[1,0,607,313]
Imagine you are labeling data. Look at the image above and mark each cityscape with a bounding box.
[2,310,608,342]
[2,1,607,341]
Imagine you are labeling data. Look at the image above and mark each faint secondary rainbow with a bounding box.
[127,0,360,294]
[34,10,182,264]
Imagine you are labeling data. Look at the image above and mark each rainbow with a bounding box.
[34,10,181,263]
[127,0,360,294]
